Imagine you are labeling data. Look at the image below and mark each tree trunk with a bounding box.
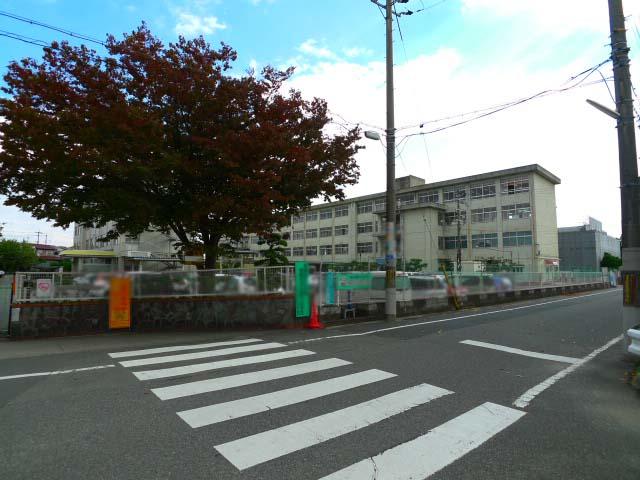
[203,241,219,270]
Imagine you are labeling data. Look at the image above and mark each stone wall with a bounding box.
[9,293,296,338]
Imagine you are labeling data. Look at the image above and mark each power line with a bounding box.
[0,30,49,47]
[0,10,105,46]
[396,75,613,146]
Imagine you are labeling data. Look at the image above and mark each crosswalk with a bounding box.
[110,338,525,479]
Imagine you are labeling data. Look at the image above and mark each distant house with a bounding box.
[31,244,63,261]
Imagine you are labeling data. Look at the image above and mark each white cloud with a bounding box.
[249,0,274,5]
[298,39,336,59]
[462,0,640,35]
[249,58,258,71]
[343,47,374,58]
[174,12,227,36]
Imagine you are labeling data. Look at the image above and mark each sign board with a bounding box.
[109,276,132,329]
[623,272,639,307]
[336,272,372,291]
[295,262,311,318]
[35,278,53,298]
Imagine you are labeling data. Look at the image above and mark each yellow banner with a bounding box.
[109,276,131,329]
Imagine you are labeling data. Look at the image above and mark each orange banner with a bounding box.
[109,276,132,329]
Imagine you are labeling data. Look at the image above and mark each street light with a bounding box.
[364,130,381,141]
[586,99,620,120]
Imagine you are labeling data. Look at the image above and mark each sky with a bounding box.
[1,0,639,246]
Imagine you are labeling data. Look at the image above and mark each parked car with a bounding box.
[0,270,5,278]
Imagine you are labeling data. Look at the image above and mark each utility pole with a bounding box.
[608,0,640,349]
[35,231,43,244]
[384,0,397,321]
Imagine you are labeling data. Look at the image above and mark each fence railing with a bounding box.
[12,266,295,302]
[317,271,608,307]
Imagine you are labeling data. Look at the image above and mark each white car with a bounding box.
[0,270,5,278]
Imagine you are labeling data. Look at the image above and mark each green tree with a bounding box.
[600,252,622,270]
[0,240,39,272]
[405,258,427,272]
[255,233,289,267]
[0,25,360,269]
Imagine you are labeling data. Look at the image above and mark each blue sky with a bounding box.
[1,0,640,245]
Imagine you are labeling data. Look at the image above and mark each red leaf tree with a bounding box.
[0,25,361,268]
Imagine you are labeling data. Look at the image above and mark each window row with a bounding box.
[438,231,532,249]
[292,206,349,223]
[292,225,349,240]
[289,244,350,256]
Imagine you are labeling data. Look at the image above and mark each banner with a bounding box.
[295,262,311,317]
[109,276,132,329]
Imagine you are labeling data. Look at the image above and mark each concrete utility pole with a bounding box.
[607,0,640,348]
[384,0,397,321]
[456,198,462,272]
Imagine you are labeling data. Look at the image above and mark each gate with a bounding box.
[0,275,13,336]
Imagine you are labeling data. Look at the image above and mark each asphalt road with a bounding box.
[0,288,638,480]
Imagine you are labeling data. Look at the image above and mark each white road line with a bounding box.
[320,402,525,480]
[514,335,622,409]
[460,340,579,364]
[214,383,453,471]
[120,342,286,368]
[108,338,262,358]
[132,349,315,381]
[287,289,618,345]
[153,358,351,400]
[0,364,116,381]
[179,369,396,428]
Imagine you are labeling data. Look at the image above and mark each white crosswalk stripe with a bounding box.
[116,338,524,477]
[132,349,316,381]
[320,402,526,479]
[178,369,396,428]
[152,358,352,400]
[108,338,263,358]
[214,383,453,471]
[119,342,286,368]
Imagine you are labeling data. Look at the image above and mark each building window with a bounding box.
[502,203,531,220]
[503,230,533,246]
[306,211,318,222]
[438,236,468,250]
[334,205,349,218]
[397,193,415,206]
[374,198,386,211]
[500,176,529,195]
[292,231,304,240]
[471,207,497,223]
[439,211,466,226]
[293,214,304,224]
[335,243,349,255]
[283,248,292,256]
[306,229,318,239]
[470,182,496,199]
[357,242,373,253]
[334,225,349,236]
[357,201,373,214]
[443,186,466,202]
[418,191,439,204]
[319,209,332,220]
[357,222,373,234]
[472,233,498,248]
[319,245,332,255]
[319,227,332,238]
[306,246,318,256]
[292,247,304,256]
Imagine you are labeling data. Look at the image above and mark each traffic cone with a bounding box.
[305,299,324,329]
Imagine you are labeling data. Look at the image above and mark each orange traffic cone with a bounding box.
[305,299,324,329]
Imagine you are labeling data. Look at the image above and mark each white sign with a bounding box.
[36,279,54,298]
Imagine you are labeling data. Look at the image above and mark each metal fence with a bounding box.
[12,266,295,303]
[317,271,608,307]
